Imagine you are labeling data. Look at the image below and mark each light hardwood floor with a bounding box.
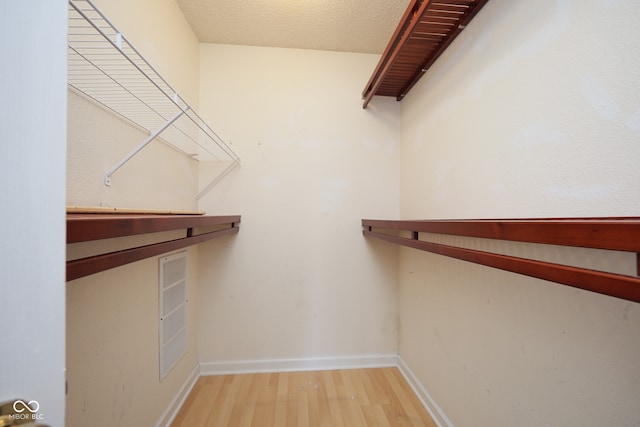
[171,367,437,427]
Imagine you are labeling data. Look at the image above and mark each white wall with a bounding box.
[0,1,67,426]
[196,44,401,366]
[66,247,200,427]
[66,91,199,211]
[398,1,640,426]
[65,1,206,426]
[400,0,640,218]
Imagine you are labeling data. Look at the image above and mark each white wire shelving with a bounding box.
[68,0,239,199]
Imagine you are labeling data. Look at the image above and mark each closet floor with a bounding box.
[171,367,437,426]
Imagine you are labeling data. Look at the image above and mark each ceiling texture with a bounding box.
[174,0,411,54]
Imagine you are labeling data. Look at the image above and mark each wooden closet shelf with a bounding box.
[362,218,640,303]
[362,0,490,108]
[67,213,241,281]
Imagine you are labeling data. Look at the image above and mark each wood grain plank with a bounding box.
[321,370,345,427]
[171,368,436,427]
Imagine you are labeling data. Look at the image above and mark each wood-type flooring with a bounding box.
[171,367,437,427]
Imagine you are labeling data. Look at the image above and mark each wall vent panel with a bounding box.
[159,252,188,380]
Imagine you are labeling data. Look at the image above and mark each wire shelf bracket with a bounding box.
[104,108,189,186]
[68,0,240,194]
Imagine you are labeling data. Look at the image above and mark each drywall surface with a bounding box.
[401,0,640,218]
[66,246,200,427]
[398,0,640,426]
[65,1,203,426]
[0,2,67,426]
[197,44,401,364]
[67,91,199,211]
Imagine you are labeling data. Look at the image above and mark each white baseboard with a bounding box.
[155,364,200,427]
[397,356,454,427]
[199,353,398,376]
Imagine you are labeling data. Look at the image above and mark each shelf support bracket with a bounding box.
[196,159,241,200]
[105,108,189,186]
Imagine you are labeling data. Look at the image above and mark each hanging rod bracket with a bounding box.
[104,108,189,186]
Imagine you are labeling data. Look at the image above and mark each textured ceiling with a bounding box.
[175,0,410,54]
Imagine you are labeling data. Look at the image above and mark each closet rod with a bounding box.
[362,218,640,303]
[67,226,238,281]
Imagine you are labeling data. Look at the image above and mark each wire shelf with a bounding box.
[68,0,239,195]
